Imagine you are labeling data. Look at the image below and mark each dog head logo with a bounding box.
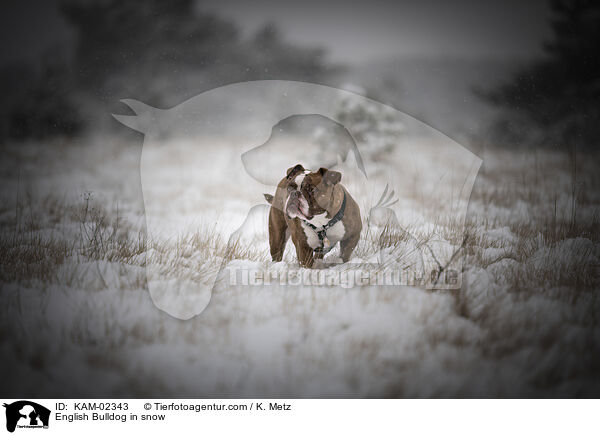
[241,113,367,186]
[3,401,50,432]
[113,80,481,319]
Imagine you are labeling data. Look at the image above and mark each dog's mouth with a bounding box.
[285,194,311,220]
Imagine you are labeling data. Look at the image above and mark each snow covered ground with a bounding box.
[1,100,599,396]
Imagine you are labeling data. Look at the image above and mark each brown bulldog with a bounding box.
[264,164,362,268]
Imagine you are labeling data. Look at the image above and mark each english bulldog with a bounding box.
[264,164,362,268]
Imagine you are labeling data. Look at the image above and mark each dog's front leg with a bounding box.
[340,233,360,263]
[290,232,314,268]
[268,206,288,262]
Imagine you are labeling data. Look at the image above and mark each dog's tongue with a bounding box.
[299,209,311,219]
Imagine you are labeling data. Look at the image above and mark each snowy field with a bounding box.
[1,94,599,396]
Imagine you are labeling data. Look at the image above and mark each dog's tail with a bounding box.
[263,193,274,204]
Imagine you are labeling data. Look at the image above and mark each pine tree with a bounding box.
[484,0,600,148]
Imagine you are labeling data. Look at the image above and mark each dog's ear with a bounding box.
[318,167,341,185]
[286,164,305,179]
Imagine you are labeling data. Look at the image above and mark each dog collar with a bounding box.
[303,192,347,254]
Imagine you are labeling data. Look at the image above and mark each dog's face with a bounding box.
[284,164,342,220]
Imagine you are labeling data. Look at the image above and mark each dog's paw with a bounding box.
[313,259,326,269]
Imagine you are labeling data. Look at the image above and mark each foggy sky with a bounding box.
[203,0,551,63]
[1,0,551,67]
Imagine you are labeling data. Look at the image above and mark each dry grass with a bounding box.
[2,148,598,299]
[0,232,73,283]
[465,149,600,296]
[1,192,146,284]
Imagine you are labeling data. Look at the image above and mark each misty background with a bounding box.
[2,0,596,149]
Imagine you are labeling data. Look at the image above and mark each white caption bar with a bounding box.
[0,399,596,435]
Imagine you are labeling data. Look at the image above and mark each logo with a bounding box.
[3,402,50,432]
